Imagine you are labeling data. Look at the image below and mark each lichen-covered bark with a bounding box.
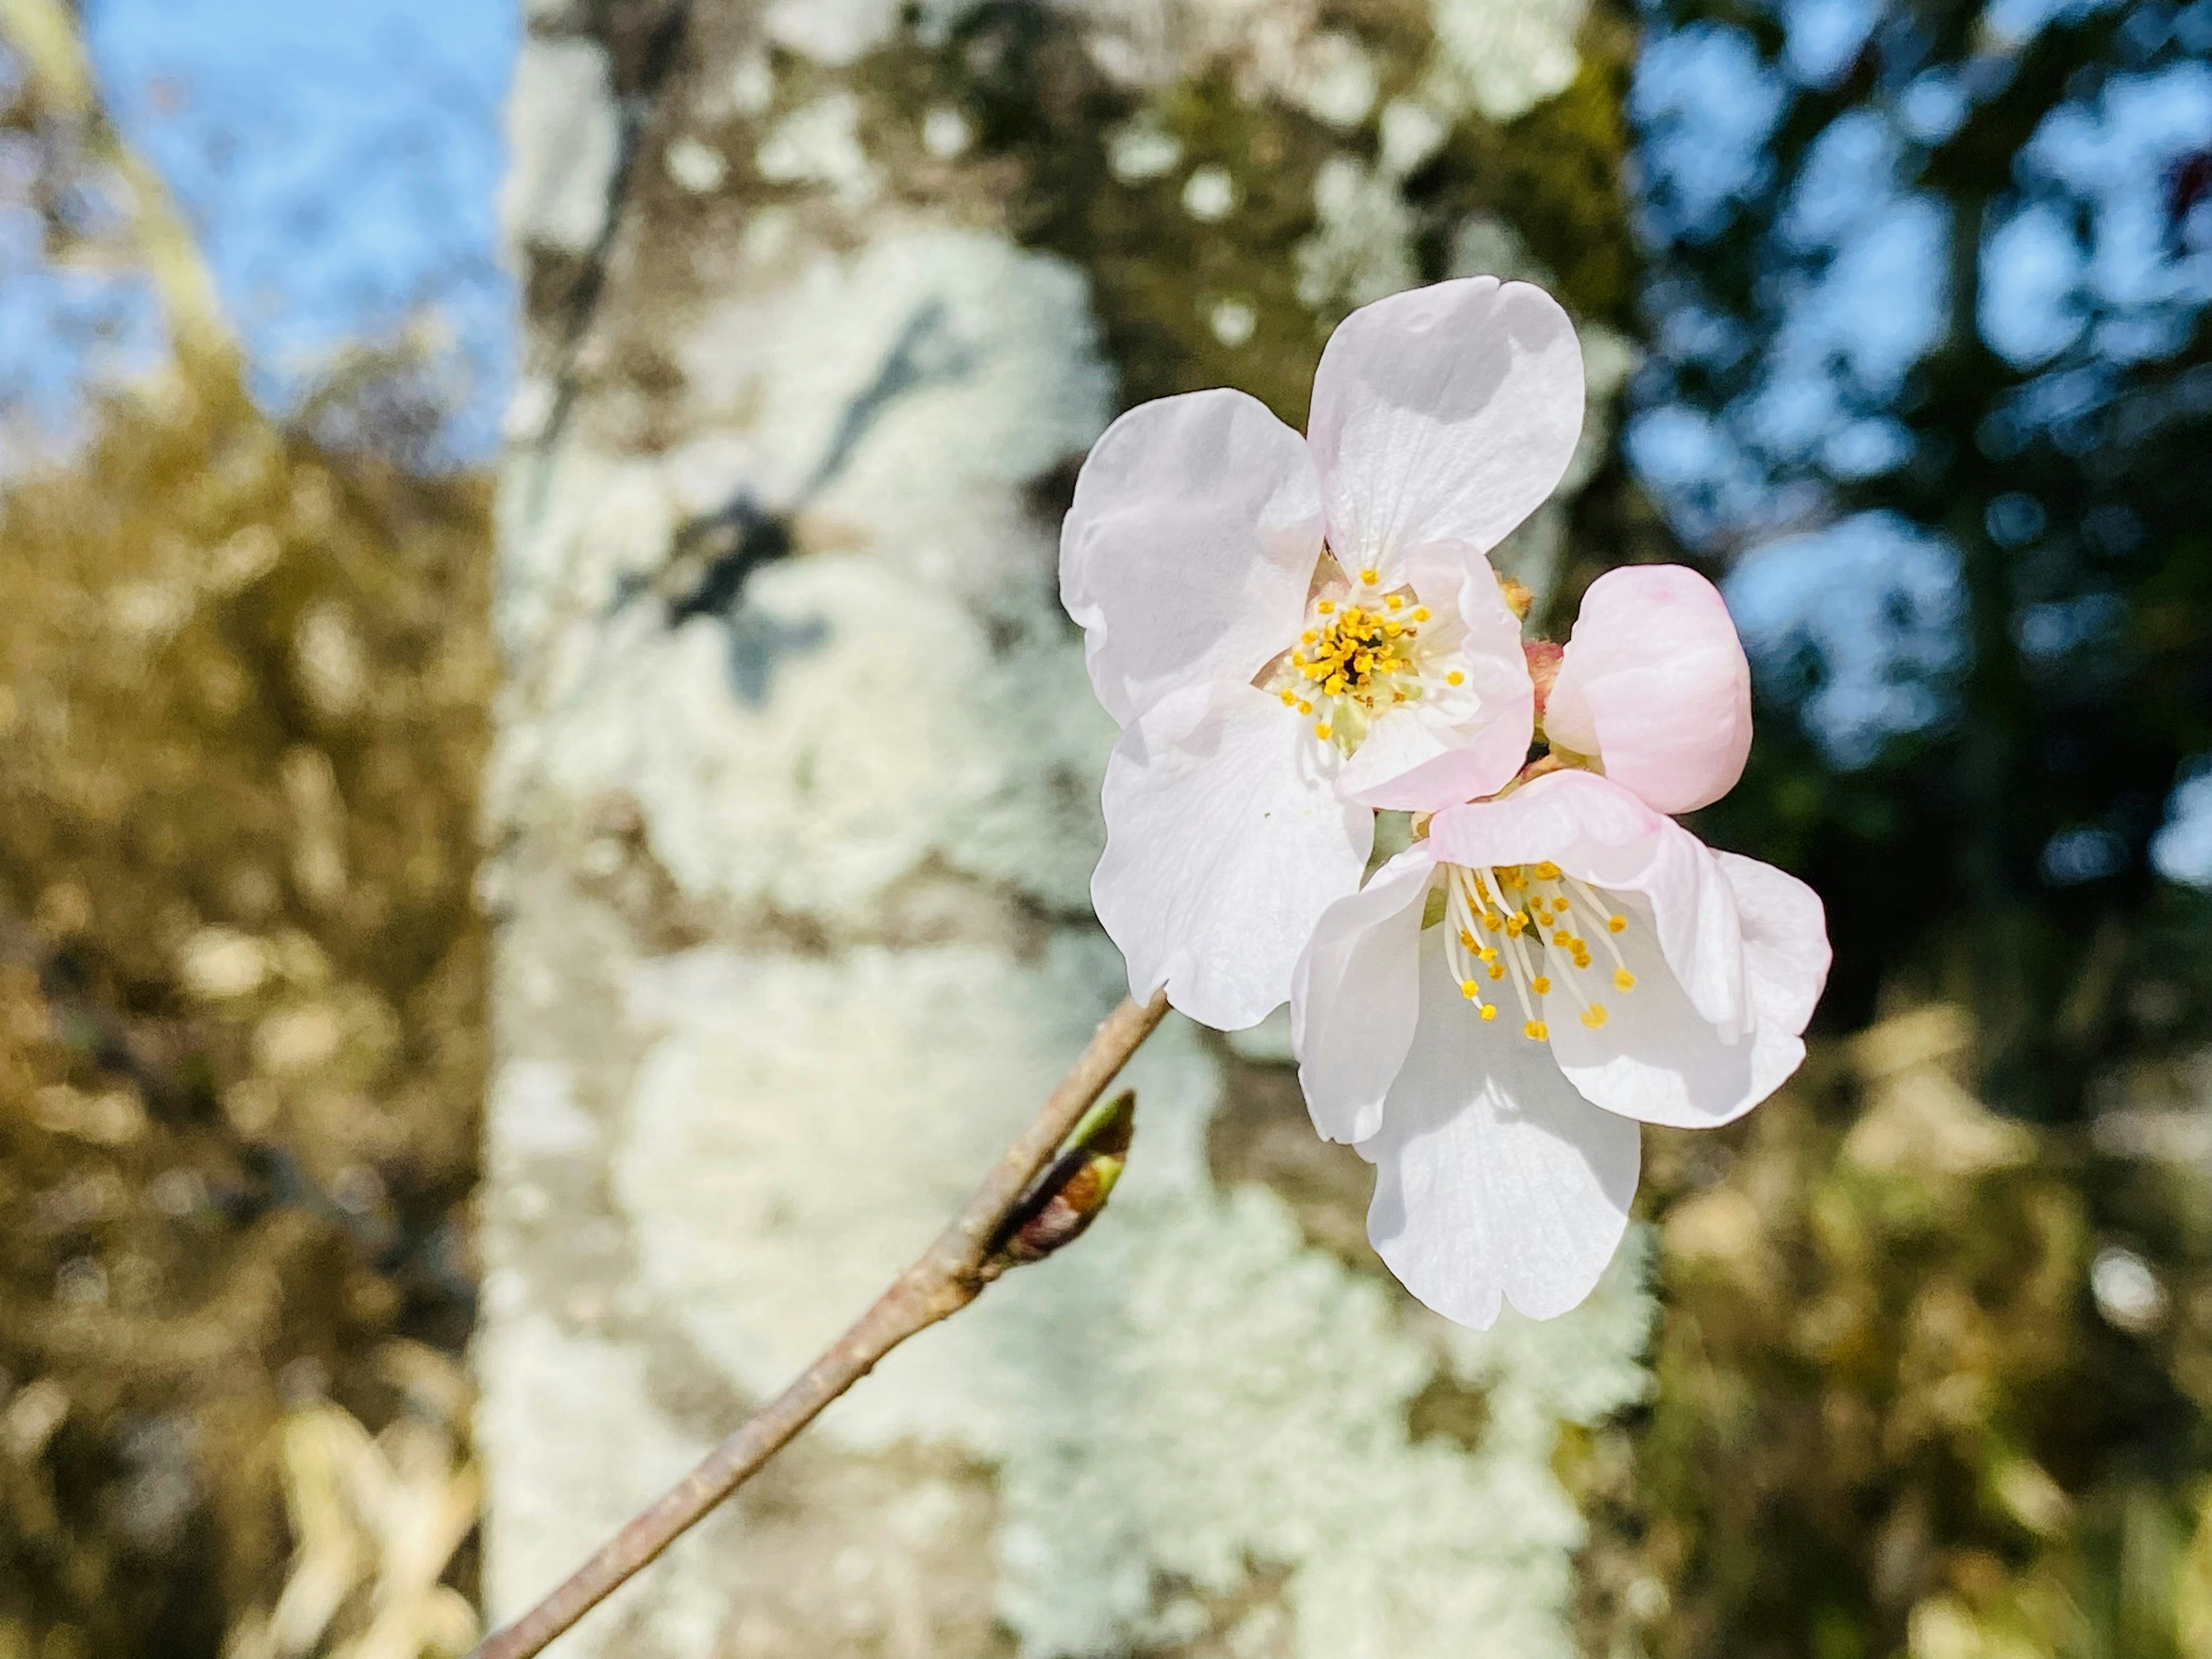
[482,3,1653,1654]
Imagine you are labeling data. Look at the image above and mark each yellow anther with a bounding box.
[1524,1020,1549,1041]
[1613,968,1637,991]
[1531,975,1552,995]
[1385,593,1404,611]
[1535,862,1560,881]
[1480,1004,1498,1021]
[1552,930,1571,947]
[1296,700,1313,715]
[1411,607,1430,622]
[1607,915,1627,934]
[1359,569,1379,585]
[1581,1005,1609,1029]
[1460,979,1481,1000]
[1383,623,1403,638]
[1477,945,1497,962]
[1459,929,1477,949]
[1301,630,1319,645]
[1279,690,1297,706]
[1445,670,1464,686]
[1317,599,1335,614]
[1313,722,1332,740]
[1487,963,1504,980]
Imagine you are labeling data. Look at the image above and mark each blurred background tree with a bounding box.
[0,1,494,1653]
[1622,0,2212,1116]
[1607,5,2212,1657]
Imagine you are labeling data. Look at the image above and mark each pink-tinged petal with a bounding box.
[1544,565,1752,815]
[1096,680,1372,1031]
[1290,846,1437,1144]
[1061,389,1324,727]
[1308,278,1583,583]
[1358,934,1639,1328]
[1426,771,1747,1030]
[1335,546,1535,810]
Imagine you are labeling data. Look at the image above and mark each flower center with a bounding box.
[1262,565,1450,754]
[1435,861,1639,1041]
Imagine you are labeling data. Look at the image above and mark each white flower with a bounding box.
[1290,770,1830,1328]
[1061,277,1585,1029]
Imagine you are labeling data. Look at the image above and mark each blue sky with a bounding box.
[3,0,517,455]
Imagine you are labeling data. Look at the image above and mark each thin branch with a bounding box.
[469,990,1172,1659]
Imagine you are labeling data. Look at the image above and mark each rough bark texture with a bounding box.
[480,2,1656,1654]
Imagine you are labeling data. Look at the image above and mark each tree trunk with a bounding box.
[481,3,1651,1654]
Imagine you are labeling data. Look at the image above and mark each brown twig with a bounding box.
[469,990,1172,1659]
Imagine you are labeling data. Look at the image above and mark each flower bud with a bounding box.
[989,1091,1135,1270]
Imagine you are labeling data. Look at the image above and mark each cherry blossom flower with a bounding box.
[1541,564,1753,815]
[1062,277,1585,1030]
[1290,770,1829,1328]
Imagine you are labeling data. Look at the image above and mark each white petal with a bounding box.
[1543,899,1792,1129]
[1358,934,1640,1329]
[1290,846,1437,1144]
[1061,389,1324,726]
[1096,680,1373,1031]
[1715,851,1831,1039]
[1426,770,1747,1029]
[1544,565,1752,815]
[1335,546,1534,810]
[1308,278,1584,582]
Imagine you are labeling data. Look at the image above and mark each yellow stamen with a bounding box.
[1411,607,1430,622]
[1313,722,1332,740]
[1385,593,1404,611]
[1614,968,1637,992]
[1359,569,1378,585]
[1480,1004,1498,1021]
[1607,915,1627,934]
[1279,690,1297,706]
[1317,599,1335,614]
[1580,1005,1609,1029]
[1524,1020,1548,1041]
[1460,979,1482,1000]
[1535,862,1561,881]
[1531,975,1552,995]
[1445,670,1464,686]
